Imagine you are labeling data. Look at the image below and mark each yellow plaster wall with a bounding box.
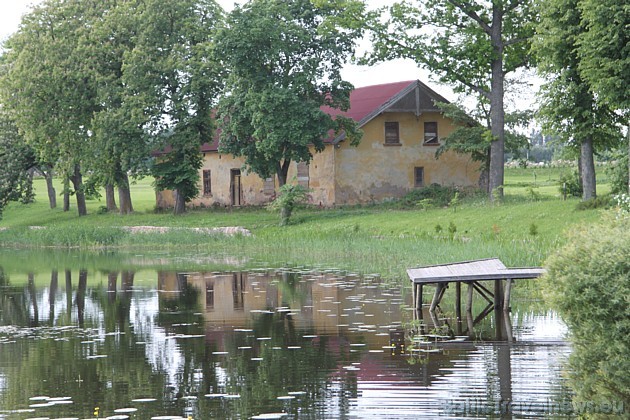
[155,112,480,208]
[334,112,480,204]
[156,146,337,207]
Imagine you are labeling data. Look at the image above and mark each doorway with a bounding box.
[230,169,242,206]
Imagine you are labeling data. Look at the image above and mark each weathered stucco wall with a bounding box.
[155,111,481,208]
[334,112,480,204]
[155,145,336,208]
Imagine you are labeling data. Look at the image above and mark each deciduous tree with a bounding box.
[335,0,536,200]
[217,0,362,187]
[123,0,224,215]
[1,0,106,216]
[534,0,622,200]
[0,110,36,220]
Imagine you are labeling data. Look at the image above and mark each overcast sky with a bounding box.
[0,0,444,93]
[3,1,547,115]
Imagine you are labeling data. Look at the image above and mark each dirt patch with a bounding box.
[122,226,252,237]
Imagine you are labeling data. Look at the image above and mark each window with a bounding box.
[384,121,400,144]
[423,122,439,145]
[414,167,424,188]
[263,177,275,196]
[297,162,309,188]
[202,170,211,195]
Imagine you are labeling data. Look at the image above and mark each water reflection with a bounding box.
[0,266,573,419]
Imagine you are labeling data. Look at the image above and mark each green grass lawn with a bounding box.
[0,165,612,279]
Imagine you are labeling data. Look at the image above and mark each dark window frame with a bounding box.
[202,169,212,196]
[384,121,401,145]
[423,121,439,145]
[414,167,424,188]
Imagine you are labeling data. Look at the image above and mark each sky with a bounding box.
[0,0,538,109]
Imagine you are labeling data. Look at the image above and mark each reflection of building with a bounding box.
[157,270,409,349]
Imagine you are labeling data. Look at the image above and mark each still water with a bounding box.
[0,257,573,419]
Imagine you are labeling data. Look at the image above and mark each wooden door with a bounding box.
[230,169,242,206]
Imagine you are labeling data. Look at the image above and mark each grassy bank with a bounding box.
[0,166,610,280]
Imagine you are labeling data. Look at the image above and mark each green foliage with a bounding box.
[1,0,224,217]
[0,110,36,220]
[267,183,310,226]
[447,221,457,240]
[575,195,613,211]
[543,217,630,410]
[351,0,537,199]
[576,0,629,113]
[216,0,362,186]
[606,151,629,195]
[558,171,583,198]
[528,223,538,236]
[124,0,224,212]
[396,184,459,209]
[525,186,541,201]
[435,102,531,177]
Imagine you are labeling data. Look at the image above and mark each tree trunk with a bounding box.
[63,178,70,212]
[69,164,87,216]
[76,269,87,328]
[627,126,629,194]
[488,8,505,202]
[118,173,134,215]
[580,136,596,200]
[276,160,291,187]
[44,170,57,209]
[106,184,118,212]
[174,189,186,215]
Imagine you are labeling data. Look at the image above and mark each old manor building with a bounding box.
[156,80,481,208]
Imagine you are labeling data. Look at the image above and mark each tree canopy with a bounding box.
[0,109,36,220]
[216,0,362,187]
[122,0,224,214]
[1,0,224,216]
[337,0,537,199]
[534,0,623,200]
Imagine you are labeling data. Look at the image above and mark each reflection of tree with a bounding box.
[0,268,29,326]
[27,272,38,326]
[197,312,341,419]
[49,270,58,326]
[0,269,170,418]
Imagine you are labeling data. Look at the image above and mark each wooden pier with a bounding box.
[407,258,545,317]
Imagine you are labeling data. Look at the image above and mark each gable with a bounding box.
[328,80,450,144]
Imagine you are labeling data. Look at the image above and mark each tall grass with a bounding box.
[0,167,611,281]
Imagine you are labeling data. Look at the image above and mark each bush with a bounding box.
[606,154,629,195]
[558,171,582,198]
[543,216,630,411]
[397,184,458,208]
[575,195,613,210]
[267,183,310,226]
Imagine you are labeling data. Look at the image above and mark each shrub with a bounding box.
[267,183,310,226]
[606,153,629,195]
[543,216,630,410]
[398,184,458,208]
[575,195,613,211]
[558,171,582,198]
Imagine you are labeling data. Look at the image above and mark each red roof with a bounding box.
[202,80,419,153]
[321,80,415,123]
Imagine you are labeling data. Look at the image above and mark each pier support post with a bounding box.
[503,279,512,313]
[466,282,474,314]
[455,282,462,320]
[494,279,504,310]
[430,283,446,313]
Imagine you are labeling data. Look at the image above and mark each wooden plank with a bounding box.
[407,258,545,284]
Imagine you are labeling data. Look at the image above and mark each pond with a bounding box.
[0,251,574,419]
